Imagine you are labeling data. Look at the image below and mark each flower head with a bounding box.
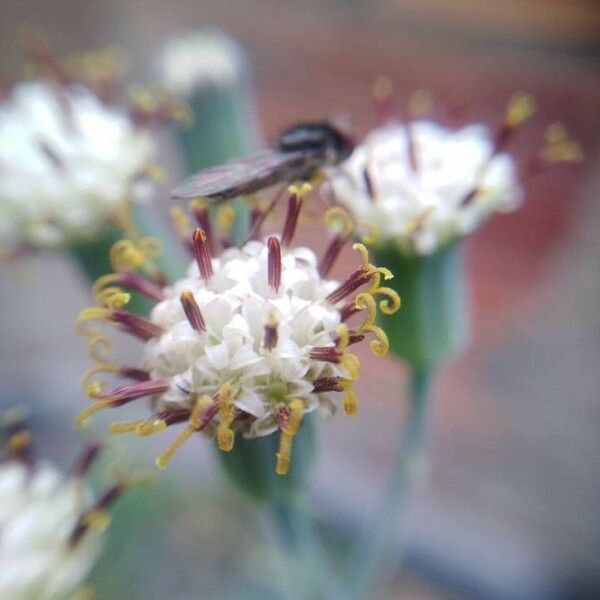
[158,30,249,96]
[0,34,185,254]
[331,92,582,255]
[0,413,126,600]
[78,185,400,475]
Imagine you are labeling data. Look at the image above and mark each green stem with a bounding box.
[270,494,345,600]
[346,364,433,599]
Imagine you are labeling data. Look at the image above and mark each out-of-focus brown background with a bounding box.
[1,1,599,599]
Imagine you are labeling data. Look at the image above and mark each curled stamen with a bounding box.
[281,184,310,247]
[109,238,158,274]
[355,293,377,330]
[263,312,279,351]
[275,399,304,475]
[372,286,401,315]
[93,273,166,302]
[267,237,282,292]
[180,290,206,332]
[192,228,213,281]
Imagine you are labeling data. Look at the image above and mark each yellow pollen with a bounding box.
[170,206,191,238]
[85,381,105,398]
[9,430,32,452]
[355,292,377,329]
[341,353,361,380]
[83,509,111,533]
[408,89,433,117]
[275,399,304,475]
[359,221,380,245]
[217,206,236,233]
[109,420,144,434]
[288,182,312,198]
[337,323,350,350]
[77,307,112,324]
[217,385,235,452]
[154,396,212,469]
[82,363,119,390]
[372,75,393,102]
[341,380,358,416]
[506,92,536,128]
[96,287,130,310]
[352,242,370,267]
[324,206,355,237]
[135,419,167,436]
[76,400,112,428]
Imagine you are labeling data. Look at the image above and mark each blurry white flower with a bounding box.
[158,30,247,96]
[0,421,125,600]
[77,185,400,475]
[0,80,155,251]
[332,120,523,255]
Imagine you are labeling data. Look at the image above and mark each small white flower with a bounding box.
[158,30,248,97]
[331,121,523,254]
[78,186,400,475]
[0,428,123,600]
[0,80,155,251]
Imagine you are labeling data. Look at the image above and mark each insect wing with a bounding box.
[170,149,308,201]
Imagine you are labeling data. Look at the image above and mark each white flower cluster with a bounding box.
[332,121,522,255]
[158,30,246,96]
[0,459,102,600]
[146,239,345,437]
[0,81,154,250]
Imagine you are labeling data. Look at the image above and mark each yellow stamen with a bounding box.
[155,428,194,470]
[352,242,370,267]
[542,124,584,164]
[405,206,436,235]
[154,396,212,469]
[83,509,111,533]
[9,430,32,452]
[337,323,350,350]
[87,333,114,364]
[408,89,433,117]
[341,353,361,380]
[76,400,112,428]
[85,381,105,397]
[170,206,191,238]
[324,206,355,237]
[372,286,401,315]
[93,274,121,298]
[135,419,167,436]
[341,380,358,416]
[96,287,130,310]
[217,384,235,452]
[109,420,144,434]
[288,182,312,198]
[372,75,393,102]
[217,206,236,234]
[77,307,112,323]
[275,399,304,475]
[358,221,380,245]
[355,292,377,329]
[82,363,119,390]
[506,93,536,128]
[365,325,390,357]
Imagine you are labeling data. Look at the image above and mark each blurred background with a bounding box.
[1,1,599,598]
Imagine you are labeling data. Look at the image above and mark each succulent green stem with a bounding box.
[346,365,433,599]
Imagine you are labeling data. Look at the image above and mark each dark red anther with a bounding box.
[192,228,214,281]
[180,290,206,332]
[267,237,282,292]
[281,191,304,247]
[111,310,164,340]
